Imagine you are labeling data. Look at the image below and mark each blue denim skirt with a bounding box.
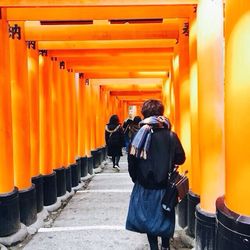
[126,182,175,237]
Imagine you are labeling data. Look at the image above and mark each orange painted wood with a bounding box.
[84,85,94,156]
[197,0,224,213]
[51,59,62,169]
[178,21,191,177]
[49,48,173,58]
[7,6,193,21]
[224,0,250,216]
[58,67,68,167]
[27,44,40,177]
[25,22,179,41]
[67,71,76,164]
[0,9,14,194]
[9,21,32,189]
[39,54,53,175]
[77,76,85,157]
[189,13,200,195]
[38,39,177,50]
[1,0,198,7]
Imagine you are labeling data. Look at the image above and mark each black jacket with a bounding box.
[105,124,124,156]
[128,128,185,189]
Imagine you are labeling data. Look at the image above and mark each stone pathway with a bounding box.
[11,154,193,250]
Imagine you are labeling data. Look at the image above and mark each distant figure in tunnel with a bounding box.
[122,117,133,153]
[105,114,125,172]
[128,115,142,143]
[125,99,186,250]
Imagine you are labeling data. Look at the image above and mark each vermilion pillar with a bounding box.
[51,58,67,197]
[162,78,171,118]
[9,21,37,226]
[67,71,75,165]
[39,52,57,206]
[27,42,40,178]
[90,84,96,151]
[172,47,180,134]
[178,20,191,176]
[93,84,101,148]
[99,87,106,146]
[85,83,92,156]
[77,75,85,157]
[196,1,224,248]
[216,2,250,249]
[27,42,44,213]
[186,9,201,237]
[189,9,200,201]
[51,58,62,169]
[176,20,191,232]
[9,21,31,191]
[39,53,53,174]
[0,10,14,195]
[0,9,20,237]
[59,67,68,168]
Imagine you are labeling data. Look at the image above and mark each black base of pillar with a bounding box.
[195,204,216,250]
[97,148,102,165]
[91,149,98,169]
[177,195,188,229]
[71,163,80,187]
[100,147,105,162]
[32,175,44,213]
[187,190,200,237]
[43,172,57,206]
[87,156,93,175]
[216,196,250,250]
[19,184,37,226]
[104,146,108,159]
[0,187,20,237]
[54,167,66,197]
[65,166,72,193]
[81,156,88,177]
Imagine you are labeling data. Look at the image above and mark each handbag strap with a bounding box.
[168,130,174,176]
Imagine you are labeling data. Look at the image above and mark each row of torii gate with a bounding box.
[0,1,250,249]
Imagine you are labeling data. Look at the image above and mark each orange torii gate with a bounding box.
[0,1,250,250]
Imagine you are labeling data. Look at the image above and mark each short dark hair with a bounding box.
[109,114,119,125]
[133,116,142,124]
[141,99,164,118]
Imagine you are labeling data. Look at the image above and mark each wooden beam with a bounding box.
[116,94,161,101]
[70,65,170,71]
[80,71,168,79]
[25,21,179,41]
[110,90,161,96]
[38,39,177,50]
[62,57,171,67]
[49,48,174,58]
[1,0,198,7]
[94,78,163,87]
[7,6,194,20]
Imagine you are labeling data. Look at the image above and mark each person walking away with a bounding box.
[128,116,142,143]
[122,118,133,153]
[126,99,186,250]
[105,114,124,172]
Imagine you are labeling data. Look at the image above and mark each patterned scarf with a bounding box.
[130,116,171,159]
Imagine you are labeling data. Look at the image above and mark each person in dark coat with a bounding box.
[105,114,125,172]
[126,100,186,250]
[122,118,133,153]
[128,115,142,142]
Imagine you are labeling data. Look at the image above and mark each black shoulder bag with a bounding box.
[161,131,189,214]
